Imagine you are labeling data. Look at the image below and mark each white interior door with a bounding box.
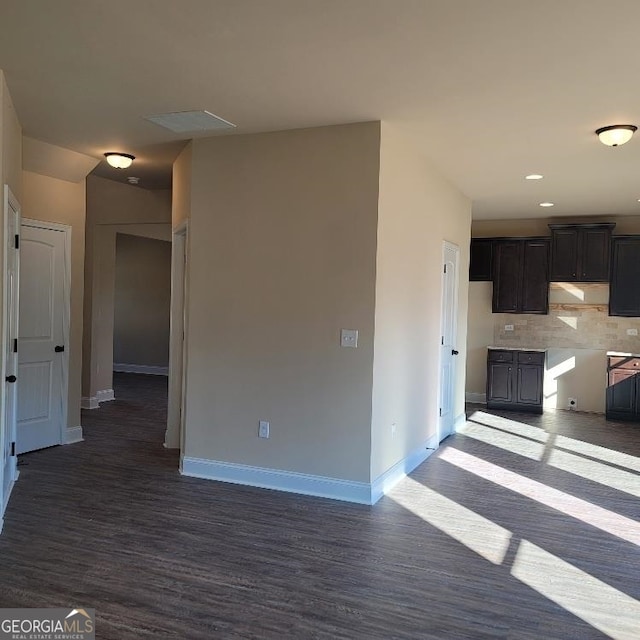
[17,223,66,454]
[1,186,20,516]
[438,241,459,442]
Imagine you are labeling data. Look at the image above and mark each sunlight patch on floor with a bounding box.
[512,540,640,640]
[548,448,640,498]
[440,447,640,546]
[390,477,512,565]
[554,433,640,473]
[458,421,544,461]
[466,411,548,443]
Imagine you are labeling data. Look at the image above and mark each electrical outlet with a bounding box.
[627,328,638,336]
[568,398,577,411]
[504,324,514,332]
[340,329,359,348]
[258,420,270,438]
[391,423,397,437]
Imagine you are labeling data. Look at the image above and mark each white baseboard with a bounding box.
[96,388,115,403]
[114,363,169,376]
[182,435,441,506]
[370,435,439,504]
[82,389,114,409]
[65,426,84,444]
[81,396,99,410]
[466,392,486,404]
[181,457,372,504]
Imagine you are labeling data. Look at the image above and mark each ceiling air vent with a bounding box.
[144,110,236,133]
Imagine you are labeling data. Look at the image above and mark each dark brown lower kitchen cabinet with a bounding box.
[492,238,549,314]
[606,355,640,421]
[486,349,545,413]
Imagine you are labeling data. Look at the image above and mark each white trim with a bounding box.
[181,458,373,504]
[182,434,441,506]
[465,392,486,404]
[1,186,20,522]
[96,389,115,403]
[166,223,189,450]
[454,412,467,433]
[21,218,72,450]
[370,434,439,504]
[81,396,99,410]
[65,426,84,444]
[114,363,168,376]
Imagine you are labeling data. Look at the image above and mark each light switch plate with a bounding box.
[340,329,358,348]
[258,420,270,438]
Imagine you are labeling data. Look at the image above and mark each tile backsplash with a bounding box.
[495,306,640,352]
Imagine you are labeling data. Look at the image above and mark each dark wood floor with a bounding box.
[0,376,638,639]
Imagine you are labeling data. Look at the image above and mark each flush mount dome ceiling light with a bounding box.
[104,152,135,169]
[595,124,637,147]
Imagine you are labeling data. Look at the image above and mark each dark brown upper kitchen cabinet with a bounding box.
[469,238,493,281]
[492,238,549,314]
[609,236,640,317]
[548,223,614,282]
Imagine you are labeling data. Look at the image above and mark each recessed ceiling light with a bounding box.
[525,174,543,180]
[539,202,554,207]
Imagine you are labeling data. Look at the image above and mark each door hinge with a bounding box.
[13,338,17,353]
[439,408,442,417]
[441,336,444,345]
[10,442,15,457]
[444,264,447,273]
[14,234,19,249]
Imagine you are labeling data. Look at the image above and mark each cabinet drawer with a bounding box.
[517,351,545,366]
[488,350,514,363]
[608,356,640,371]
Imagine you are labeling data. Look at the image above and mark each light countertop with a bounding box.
[488,346,547,352]
[607,351,640,357]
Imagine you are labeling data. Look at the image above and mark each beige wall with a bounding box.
[21,171,86,428]
[466,216,640,413]
[172,142,191,228]
[114,234,171,368]
[83,176,171,399]
[185,122,381,482]
[465,282,494,401]
[371,123,471,480]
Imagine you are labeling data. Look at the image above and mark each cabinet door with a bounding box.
[492,241,521,313]
[549,228,579,281]
[580,228,611,281]
[606,368,636,415]
[609,237,640,317]
[470,239,493,281]
[516,365,543,406]
[520,240,549,314]
[487,362,513,402]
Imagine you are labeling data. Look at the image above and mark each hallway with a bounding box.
[0,377,638,639]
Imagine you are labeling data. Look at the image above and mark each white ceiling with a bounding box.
[1,0,640,219]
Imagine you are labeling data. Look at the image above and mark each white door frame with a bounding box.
[20,218,72,448]
[437,240,460,443]
[165,222,189,459]
[1,185,21,524]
